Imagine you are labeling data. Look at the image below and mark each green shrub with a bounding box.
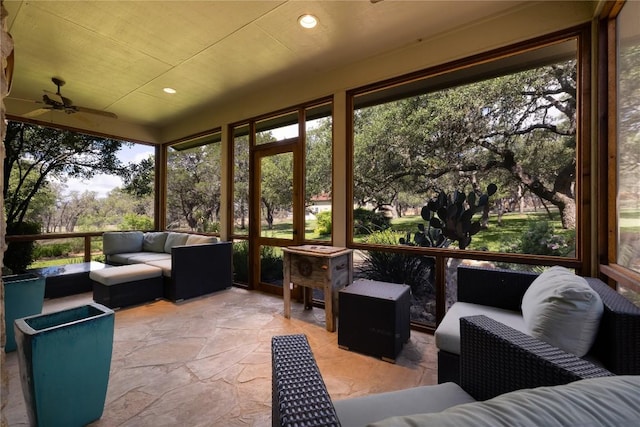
[33,242,72,258]
[119,213,153,231]
[233,240,250,283]
[360,229,434,298]
[353,208,391,235]
[519,220,573,256]
[260,245,283,283]
[314,211,332,236]
[4,221,42,274]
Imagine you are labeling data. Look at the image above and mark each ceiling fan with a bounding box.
[24,77,117,119]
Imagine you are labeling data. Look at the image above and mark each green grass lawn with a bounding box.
[255,210,574,254]
[390,211,573,253]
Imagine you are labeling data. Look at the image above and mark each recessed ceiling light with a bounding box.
[163,87,177,94]
[298,14,318,29]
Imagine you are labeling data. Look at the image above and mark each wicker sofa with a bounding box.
[434,266,640,385]
[271,332,640,426]
[102,231,232,301]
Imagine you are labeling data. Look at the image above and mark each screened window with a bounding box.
[616,1,640,275]
[166,132,222,233]
[232,125,250,236]
[305,103,333,241]
[351,39,578,259]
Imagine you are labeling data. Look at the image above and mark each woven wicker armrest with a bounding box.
[459,315,613,401]
[585,278,640,375]
[272,334,341,427]
[457,266,537,311]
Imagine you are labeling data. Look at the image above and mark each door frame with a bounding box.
[250,136,304,295]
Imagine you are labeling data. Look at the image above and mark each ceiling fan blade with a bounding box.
[43,89,65,105]
[74,106,118,119]
[24,108,53,118]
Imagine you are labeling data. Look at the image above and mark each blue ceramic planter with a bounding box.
[14,303,115,427]
[3,273,45,352]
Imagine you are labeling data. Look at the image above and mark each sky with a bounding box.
[61,143,155,199]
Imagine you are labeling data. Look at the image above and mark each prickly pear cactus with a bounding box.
[400,184,497,249]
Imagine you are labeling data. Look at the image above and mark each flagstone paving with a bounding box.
[4,287,438,426]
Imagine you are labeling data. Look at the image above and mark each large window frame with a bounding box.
[347,26,592,330]
[600,1,640,298]
[163,129,223,236]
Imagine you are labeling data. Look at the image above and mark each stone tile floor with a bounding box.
[4,287,438,426]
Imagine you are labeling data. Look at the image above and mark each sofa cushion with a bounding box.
[107,252,146,265]
[434,302,526,355]
[521,266,603,357]
[90,264,162,286]
[143,232,168,252]
[103,231,144,255]
[334,382,475,427]
[185,234,217,245]
[164,232,190,253]
[126,252,172,264]
[367,376,640,427]
[145,259,172,277]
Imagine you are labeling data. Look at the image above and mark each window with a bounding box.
[607,0,640,307]
[348,31,588,328]
[232,125,250,236]
[166,132,222,233]
[616,1,640,275]
[350,39,579,259]
[305,103,333,241]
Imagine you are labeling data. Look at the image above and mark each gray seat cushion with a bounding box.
[126,252,172,264]
[368,376,640,427]
[145,259,172,277]
[90,264,162,286]
[435,302,526,355]
[334,382,476,427]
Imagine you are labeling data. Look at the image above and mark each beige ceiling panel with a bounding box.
[109,90,187,124]
[7,1,172,108]
[143,24,299,102]
[256,1,523,69]
[31,1,285,66]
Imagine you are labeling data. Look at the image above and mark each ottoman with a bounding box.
[338,279,411,362]
[90,264,163,309]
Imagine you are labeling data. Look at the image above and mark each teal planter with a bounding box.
[14,303,115,427]
[3,273,45,352]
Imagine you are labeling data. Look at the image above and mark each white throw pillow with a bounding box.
[521,266,603,357]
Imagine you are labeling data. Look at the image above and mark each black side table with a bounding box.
[338,279,411,362]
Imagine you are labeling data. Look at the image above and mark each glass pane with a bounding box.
[305,104,333,241]
[232,239,249,285]
[233,125,250,236]
[260,245,283,286]
[619,284,640,308]
[256,111,298,144]
[352,40,578,258]
[260,152,293,239]
[166,134,222,232]
[617,1,640,274]
[353,232,436,327]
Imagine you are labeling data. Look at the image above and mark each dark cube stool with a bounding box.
[338,279,411,362]
[90,264,163,309]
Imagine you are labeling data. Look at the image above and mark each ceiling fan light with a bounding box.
[163,87,177,94]
[298,14,318,29]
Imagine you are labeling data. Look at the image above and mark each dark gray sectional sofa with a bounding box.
[102,231,232,301]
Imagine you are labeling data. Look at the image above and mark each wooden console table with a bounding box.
[282,245,353,332]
